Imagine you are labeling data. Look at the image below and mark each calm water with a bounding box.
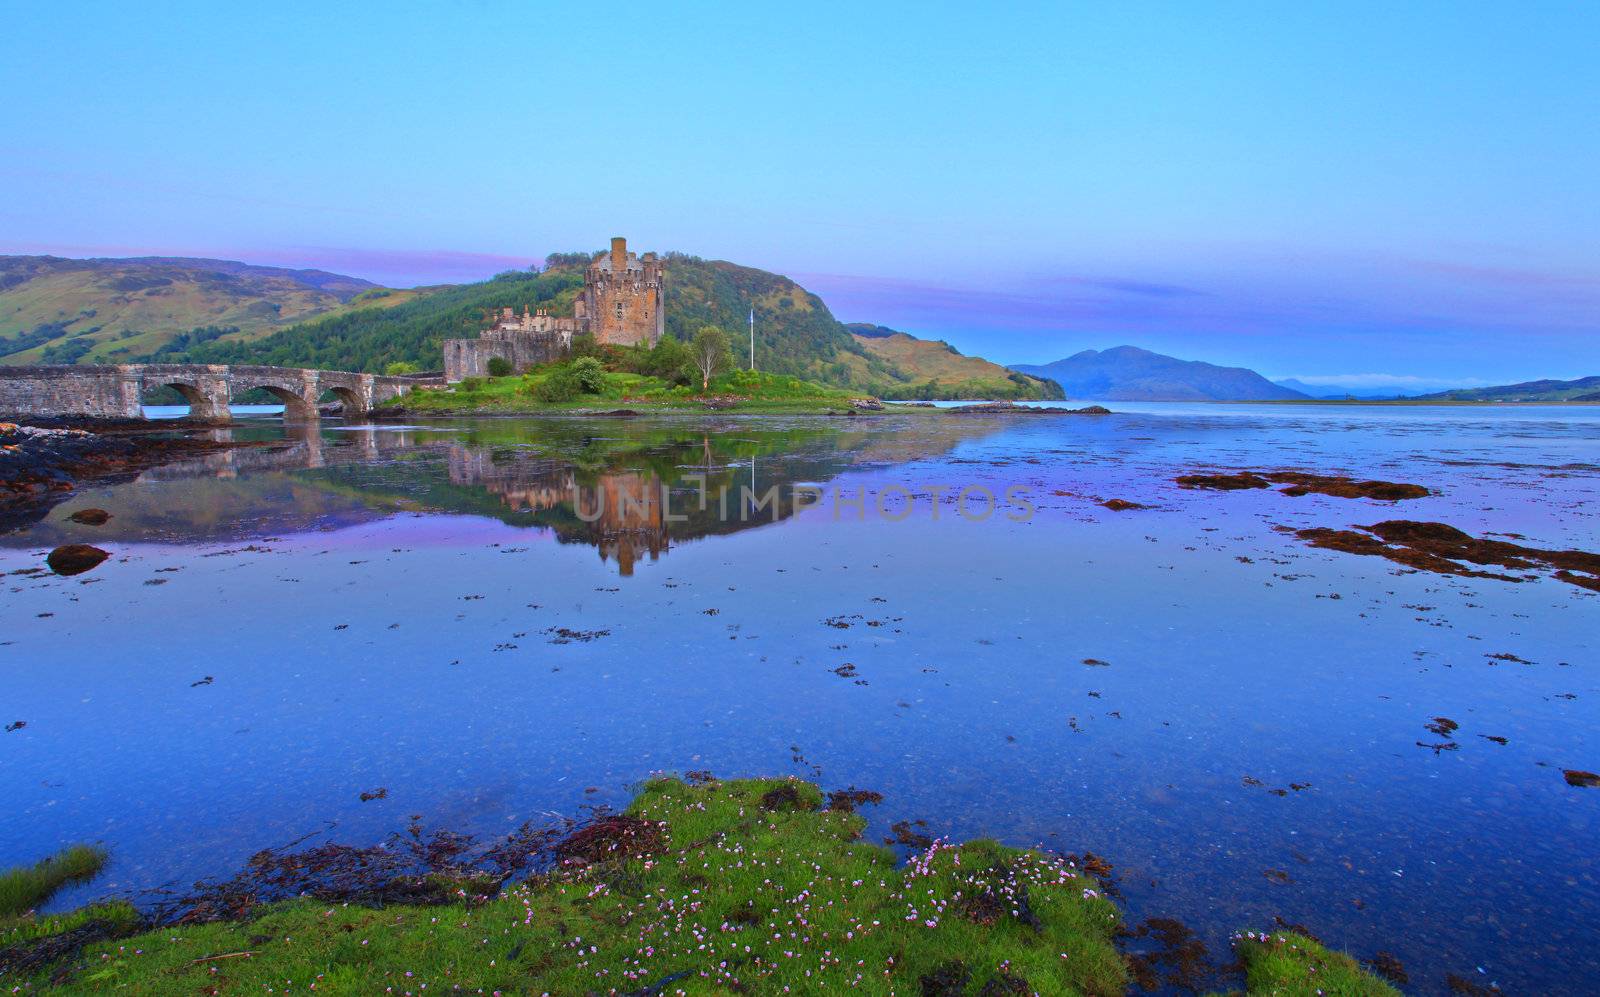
[3,405,1597,993]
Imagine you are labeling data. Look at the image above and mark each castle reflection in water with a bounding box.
[447,445,669,576]
[11,416,1001,575]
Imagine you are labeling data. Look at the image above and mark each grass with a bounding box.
[0,845,108,919]
[1230,930,1402,995]
[2,779,1398,994]
[386,367,872,415]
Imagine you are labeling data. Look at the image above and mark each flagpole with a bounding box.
[748,306,755,371]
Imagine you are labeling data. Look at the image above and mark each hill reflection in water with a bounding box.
[7,415,1012,575]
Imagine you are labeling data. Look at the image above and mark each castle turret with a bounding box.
[610,236,628,273]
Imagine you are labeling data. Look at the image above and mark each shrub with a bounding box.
[570,357,606,393]
[486,356,513,378]
[457,377,484,392]
[533,365,582,402]
[384,360,420,376]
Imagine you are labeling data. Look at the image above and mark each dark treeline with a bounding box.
[180,269,585,373]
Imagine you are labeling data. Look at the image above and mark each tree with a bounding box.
[570,356,606,393]
[687,325,733,392]
[486,356,513,377]
[385,360,421,376]
[648,334,691,385]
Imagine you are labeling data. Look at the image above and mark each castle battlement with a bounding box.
[444,236,664,382]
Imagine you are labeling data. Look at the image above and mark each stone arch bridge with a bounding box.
[0,364,434,422]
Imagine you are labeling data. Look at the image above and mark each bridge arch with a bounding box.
[148,380,226,421]
[235,382,317,422]
[320,384,368,418]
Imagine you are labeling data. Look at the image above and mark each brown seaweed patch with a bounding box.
[759,784,807,812]
[1177,470,1429,500]
[555,815,665,863]
[1294,520,1600,590]
[1101,498,1149,511]
[1564,769,1600,788]
[1268,473,1429,500]
[1122,916,1215,992]
[1365,950,1409,985]
[1176,472,1270,491]
[825,788,884,812]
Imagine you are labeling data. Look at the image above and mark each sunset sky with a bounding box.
[3,1,1596,387]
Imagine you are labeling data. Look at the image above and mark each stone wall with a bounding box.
[0,365,143,419]
[443,334,569,381]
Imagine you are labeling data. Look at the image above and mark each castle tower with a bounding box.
[579,235,665,348]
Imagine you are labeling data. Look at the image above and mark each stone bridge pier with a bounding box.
[0,363,431,422]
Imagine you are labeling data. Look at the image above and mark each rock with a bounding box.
[67,508,112,525]
[1101,499,1148,511]
[46,544,110,576]
[1564,769,1600,788]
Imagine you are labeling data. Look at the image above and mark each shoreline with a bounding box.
[0,776,1401,994]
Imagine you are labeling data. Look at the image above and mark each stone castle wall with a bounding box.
[443,238,663,381]
[443,334,568,381]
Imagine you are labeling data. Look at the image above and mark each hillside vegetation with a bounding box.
[0,256,390,364]
[7,251,1065,399]
[182,266,583,373]
[848,323,1063,399]
[1416,374,1600,402]
[200,252,1068,397]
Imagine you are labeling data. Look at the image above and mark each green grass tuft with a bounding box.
[1231,930,1403,996]
[0,845,108,918]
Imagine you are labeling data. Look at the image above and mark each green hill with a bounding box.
[846,323,1063,400]
[173,252,873,381]
[179,266,584,373]
[1415,375,1600,402]
[160,253,923,389]
[2,250,1059,399]
[0,256,394,364]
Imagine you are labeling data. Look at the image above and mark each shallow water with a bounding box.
[3,405,1597,993]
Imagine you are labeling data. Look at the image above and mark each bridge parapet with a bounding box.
[0,364,419,422]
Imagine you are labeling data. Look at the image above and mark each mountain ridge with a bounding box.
[0,255,387,364]
[1414,375,1600,402]
[0,251,1056,397]
[1011,345,1309,401]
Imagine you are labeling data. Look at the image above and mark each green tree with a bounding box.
[385,360,421,376]
[570,356,606,393]
[648,334,691,385]
[687,325,733,392]
[486,356,513,377]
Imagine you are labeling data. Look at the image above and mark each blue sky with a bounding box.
[2,1,1596,385]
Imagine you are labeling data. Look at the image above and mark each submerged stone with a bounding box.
[46,544,110,576]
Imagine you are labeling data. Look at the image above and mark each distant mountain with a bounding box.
[1415,375,1600,402]
[1271,378,1418,400]
[1011,346,1309,401]
[0,255,386,364]
[845,324,1062,400]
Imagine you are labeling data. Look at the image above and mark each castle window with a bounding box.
[615,301,624,320]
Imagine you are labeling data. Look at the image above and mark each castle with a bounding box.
[443,236,665,382]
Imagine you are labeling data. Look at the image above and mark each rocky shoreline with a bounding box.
[0,421,263,532]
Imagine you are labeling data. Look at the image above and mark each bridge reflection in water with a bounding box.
[20,418,1006,575]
